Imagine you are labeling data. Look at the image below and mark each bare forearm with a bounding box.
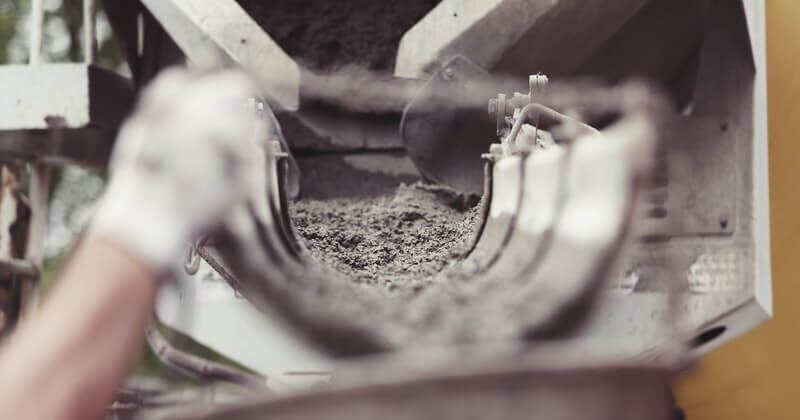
[0,239,158,420]
[0,69,257,420]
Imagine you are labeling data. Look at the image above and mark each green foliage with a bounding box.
[0,0,26,64]
[0,0,125,70]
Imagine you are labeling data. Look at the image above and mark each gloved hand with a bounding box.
[89,68,260,272]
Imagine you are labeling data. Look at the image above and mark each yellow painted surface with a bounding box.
[673,1,800,419]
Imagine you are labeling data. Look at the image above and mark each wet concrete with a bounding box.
[290,182,480,289]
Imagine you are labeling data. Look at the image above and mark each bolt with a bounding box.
[271,140,288,158]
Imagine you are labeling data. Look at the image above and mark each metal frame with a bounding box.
[0,3,760,415]
[140,0,769,384]
[0,0,134,334]
[139,0,301,111]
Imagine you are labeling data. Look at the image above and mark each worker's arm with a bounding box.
[0,68,260,420]
[0,239,158,420]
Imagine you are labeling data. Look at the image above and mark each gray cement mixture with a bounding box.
[236,0,441,72]
[223,0,562,355]
[290,182,480,290]
[234,164,591,356]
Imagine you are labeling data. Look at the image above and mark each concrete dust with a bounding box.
[290,182,480,289]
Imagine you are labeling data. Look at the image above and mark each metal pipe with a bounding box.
[504,103,599,148]
[83,0,97,64]
[20,162,50,316]
[145,316,267,389]
[24,163,49,268]
[0,258,39,278]
[29,0,43,65]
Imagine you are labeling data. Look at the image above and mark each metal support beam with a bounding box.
[0,64,133,165]
[83,0,98,64]
[140,0,301,111]
[0,64,133,131]
[29,0,43,66]
[394,0,648,79]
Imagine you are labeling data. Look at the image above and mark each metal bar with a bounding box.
[84,0,98,64]
[0,164,24,340]
[137,12,144,57]
[0,258,39,278]
[502,102,598,149]
[140,0,301,111]
[145,317,267,389]
[20,162,50,315]
[29,0,43,65]
[24,163,49,267]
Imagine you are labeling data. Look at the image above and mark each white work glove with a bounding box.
[89,68,260,272]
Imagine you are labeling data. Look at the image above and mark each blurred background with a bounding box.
[0,0,244,384]
[0,0,120,265]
